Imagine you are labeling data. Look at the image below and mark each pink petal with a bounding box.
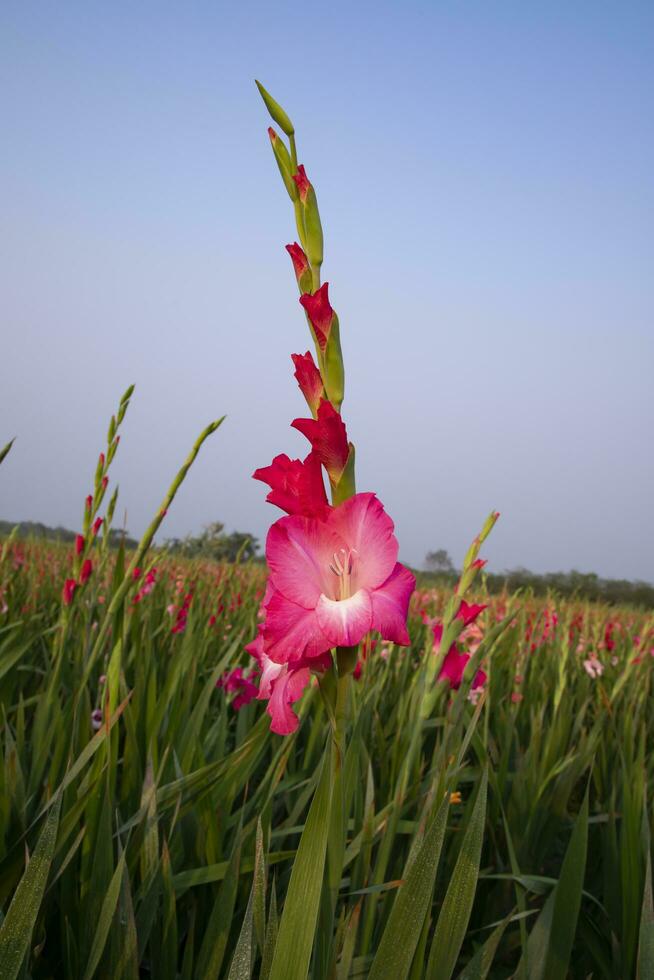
[326,493,398,592]
[266,514,344,607]
[257,651,284,699]
[315,589,373,647]
[268,666,311,735]
[263,589,330,664]
[370,563,416,645]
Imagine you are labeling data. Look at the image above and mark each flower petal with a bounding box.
[263,588,330,664]
[268,666,311,735]
[266,514,344,607]
[326,493,398,591]
[315,589,373,647]
[370,563,416,645]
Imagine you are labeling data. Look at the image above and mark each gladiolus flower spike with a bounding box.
[253,82,418,732]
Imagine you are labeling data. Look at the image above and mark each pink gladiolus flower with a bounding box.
[75,534,85,556]
[471,559,487,571]
[300,283,334,351]
[292,400,350,484]
[262,492,415,665]
[253,452,329,518]
[292,163,311,202]
[286,242,310,283]
[79,558,93,585]
[456,600,487,626]
[63,578,78,606]
[291,351,324,416]
[85,495,93,512]
[92,517,103,536]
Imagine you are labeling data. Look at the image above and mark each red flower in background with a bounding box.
[299,283,335,351]
[292,400,349,484]
[456,600,487,627]
[63,579,78,606]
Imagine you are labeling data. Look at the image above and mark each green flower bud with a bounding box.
[255,80,295,137]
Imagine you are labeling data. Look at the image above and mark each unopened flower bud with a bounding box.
[286,242,312,293]
[63,578,77,606]
[80,558,93,585]
[268,128,298,201]
[291,351,324,417]
[75,534,85,556]
[293,166,323,267]
[256,80,295,137]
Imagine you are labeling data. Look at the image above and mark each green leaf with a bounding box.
[227,889,255,980]
[0,793,61,980]
[81,848,127,980]
[518,782,589,980]
[426,770,488,980]
[195,823,243,978]
[268,742,334,980]
[637,801,654,979]
[368,791,449,980]
[456,911,513,980]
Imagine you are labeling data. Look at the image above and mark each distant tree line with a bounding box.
[0,520,138,549]
[0,519,259,564]
[422,549,654,609]
[162,522,260,563]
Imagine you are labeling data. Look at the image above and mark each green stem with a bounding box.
[76,417,225,694]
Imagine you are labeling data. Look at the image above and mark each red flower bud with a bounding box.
[63,578,78,605]
[291,351,324,417]
[79,558,93,585]
[292,400,350,484]
[92,517,103,536]
[299,283,335,351]
[99,452,105,467]
[75,534,85,556]
[101,477,108,491]
[86,495,93,512]
[286,241,309,278]
[292,163,311,202]
[253,451,329,518]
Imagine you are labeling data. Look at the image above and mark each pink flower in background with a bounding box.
[299,283,335,351]
[432,621,487,691]
[262,492,415,665]
[291,351,324,416]
[253,452,329,518]
[292,400,350,484]
[439,647,487,691]
[217,667,259,711]
[584,657,604,679]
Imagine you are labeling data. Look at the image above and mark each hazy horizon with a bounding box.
[2,2,653,582]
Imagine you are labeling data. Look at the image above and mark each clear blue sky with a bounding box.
[1,2,652,580]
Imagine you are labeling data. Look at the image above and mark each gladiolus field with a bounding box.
[1,84,652,979]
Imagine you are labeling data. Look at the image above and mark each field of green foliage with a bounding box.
[0,518,652,978]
